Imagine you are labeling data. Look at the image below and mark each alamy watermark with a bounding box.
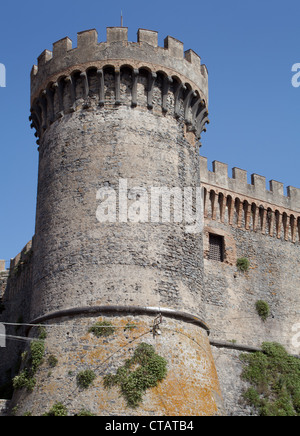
[96,179,204,234]
[291,64,300,88]
[0,323,6,348]
[0,63,6,88]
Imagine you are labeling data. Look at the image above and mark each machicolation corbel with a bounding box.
[29,27,209,146]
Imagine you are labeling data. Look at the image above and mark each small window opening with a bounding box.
[209,233,224,262]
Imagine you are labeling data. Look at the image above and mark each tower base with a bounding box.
[11,310,225,416]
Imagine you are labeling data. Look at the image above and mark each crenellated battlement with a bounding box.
[201,157,300,242]
[200,157,300,213]
[29,28,209,146]
[31,28,208,102]
[30,27,209,144]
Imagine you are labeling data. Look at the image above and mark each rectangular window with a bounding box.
[209,233,224,262]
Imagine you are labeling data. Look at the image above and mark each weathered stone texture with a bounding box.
[0,244,33,395]
[0,399,9,416]
[204,210,300,355]
[10,316,223,417]
[210,346,257,416]
[31,102,204,319]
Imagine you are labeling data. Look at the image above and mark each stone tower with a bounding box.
[14,27,224,416]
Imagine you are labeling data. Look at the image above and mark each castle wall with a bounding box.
[204,223,300,353]
[29,28,209,324]
[210,347,257,416]
[12,315,223,417]
[201,157,300,415]
[0,242,33,395]
[31,102,204,319]
[201,158,300,354]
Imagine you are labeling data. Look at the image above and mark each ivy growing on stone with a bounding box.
[103,342,168,409]
[240,342,300,416]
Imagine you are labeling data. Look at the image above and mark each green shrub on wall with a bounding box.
[44,403,68,417]
[104,342,168,409]
[255,300,270,322]
[240,342,300,416]
[236,258,250,272]
[76,370,96,389]
[13,334,45,392]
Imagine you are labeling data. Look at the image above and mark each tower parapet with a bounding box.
[201,157,300,242]
[200,157,300,212]
[30,28,209,145]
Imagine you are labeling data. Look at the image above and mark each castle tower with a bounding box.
[14,27,224,416]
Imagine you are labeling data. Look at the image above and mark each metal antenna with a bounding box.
[121,10,123,27]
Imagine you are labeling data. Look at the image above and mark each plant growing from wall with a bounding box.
[236,257,250,272]
[44,402,68,417]
[255,300,270,322]
[124,321,138,332]
[240,342,300,416]
[103,342,168,409]
[76,409,95,416]
[38,326,47,340]
[23,411,32,416]
[76,370,96,389]
[30,340,45,373]
[48,355,58,368]
[12,329,46,392]
[88,321,115,338]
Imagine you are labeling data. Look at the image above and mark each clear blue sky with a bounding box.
[1,0,300,262]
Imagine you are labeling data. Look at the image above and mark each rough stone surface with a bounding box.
[0,400,9,416]
[11,316,223,417]
[210,346,257,416]
[204,205,300,355]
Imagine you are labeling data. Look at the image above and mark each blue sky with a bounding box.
[0,0,300,262]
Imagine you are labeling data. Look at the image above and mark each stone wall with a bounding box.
[210,346,257,416]
[10,315,224,416]
[202,157,300,354]
[0,399,9,416]
[0,242,33,394]
[202,157,300,415]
